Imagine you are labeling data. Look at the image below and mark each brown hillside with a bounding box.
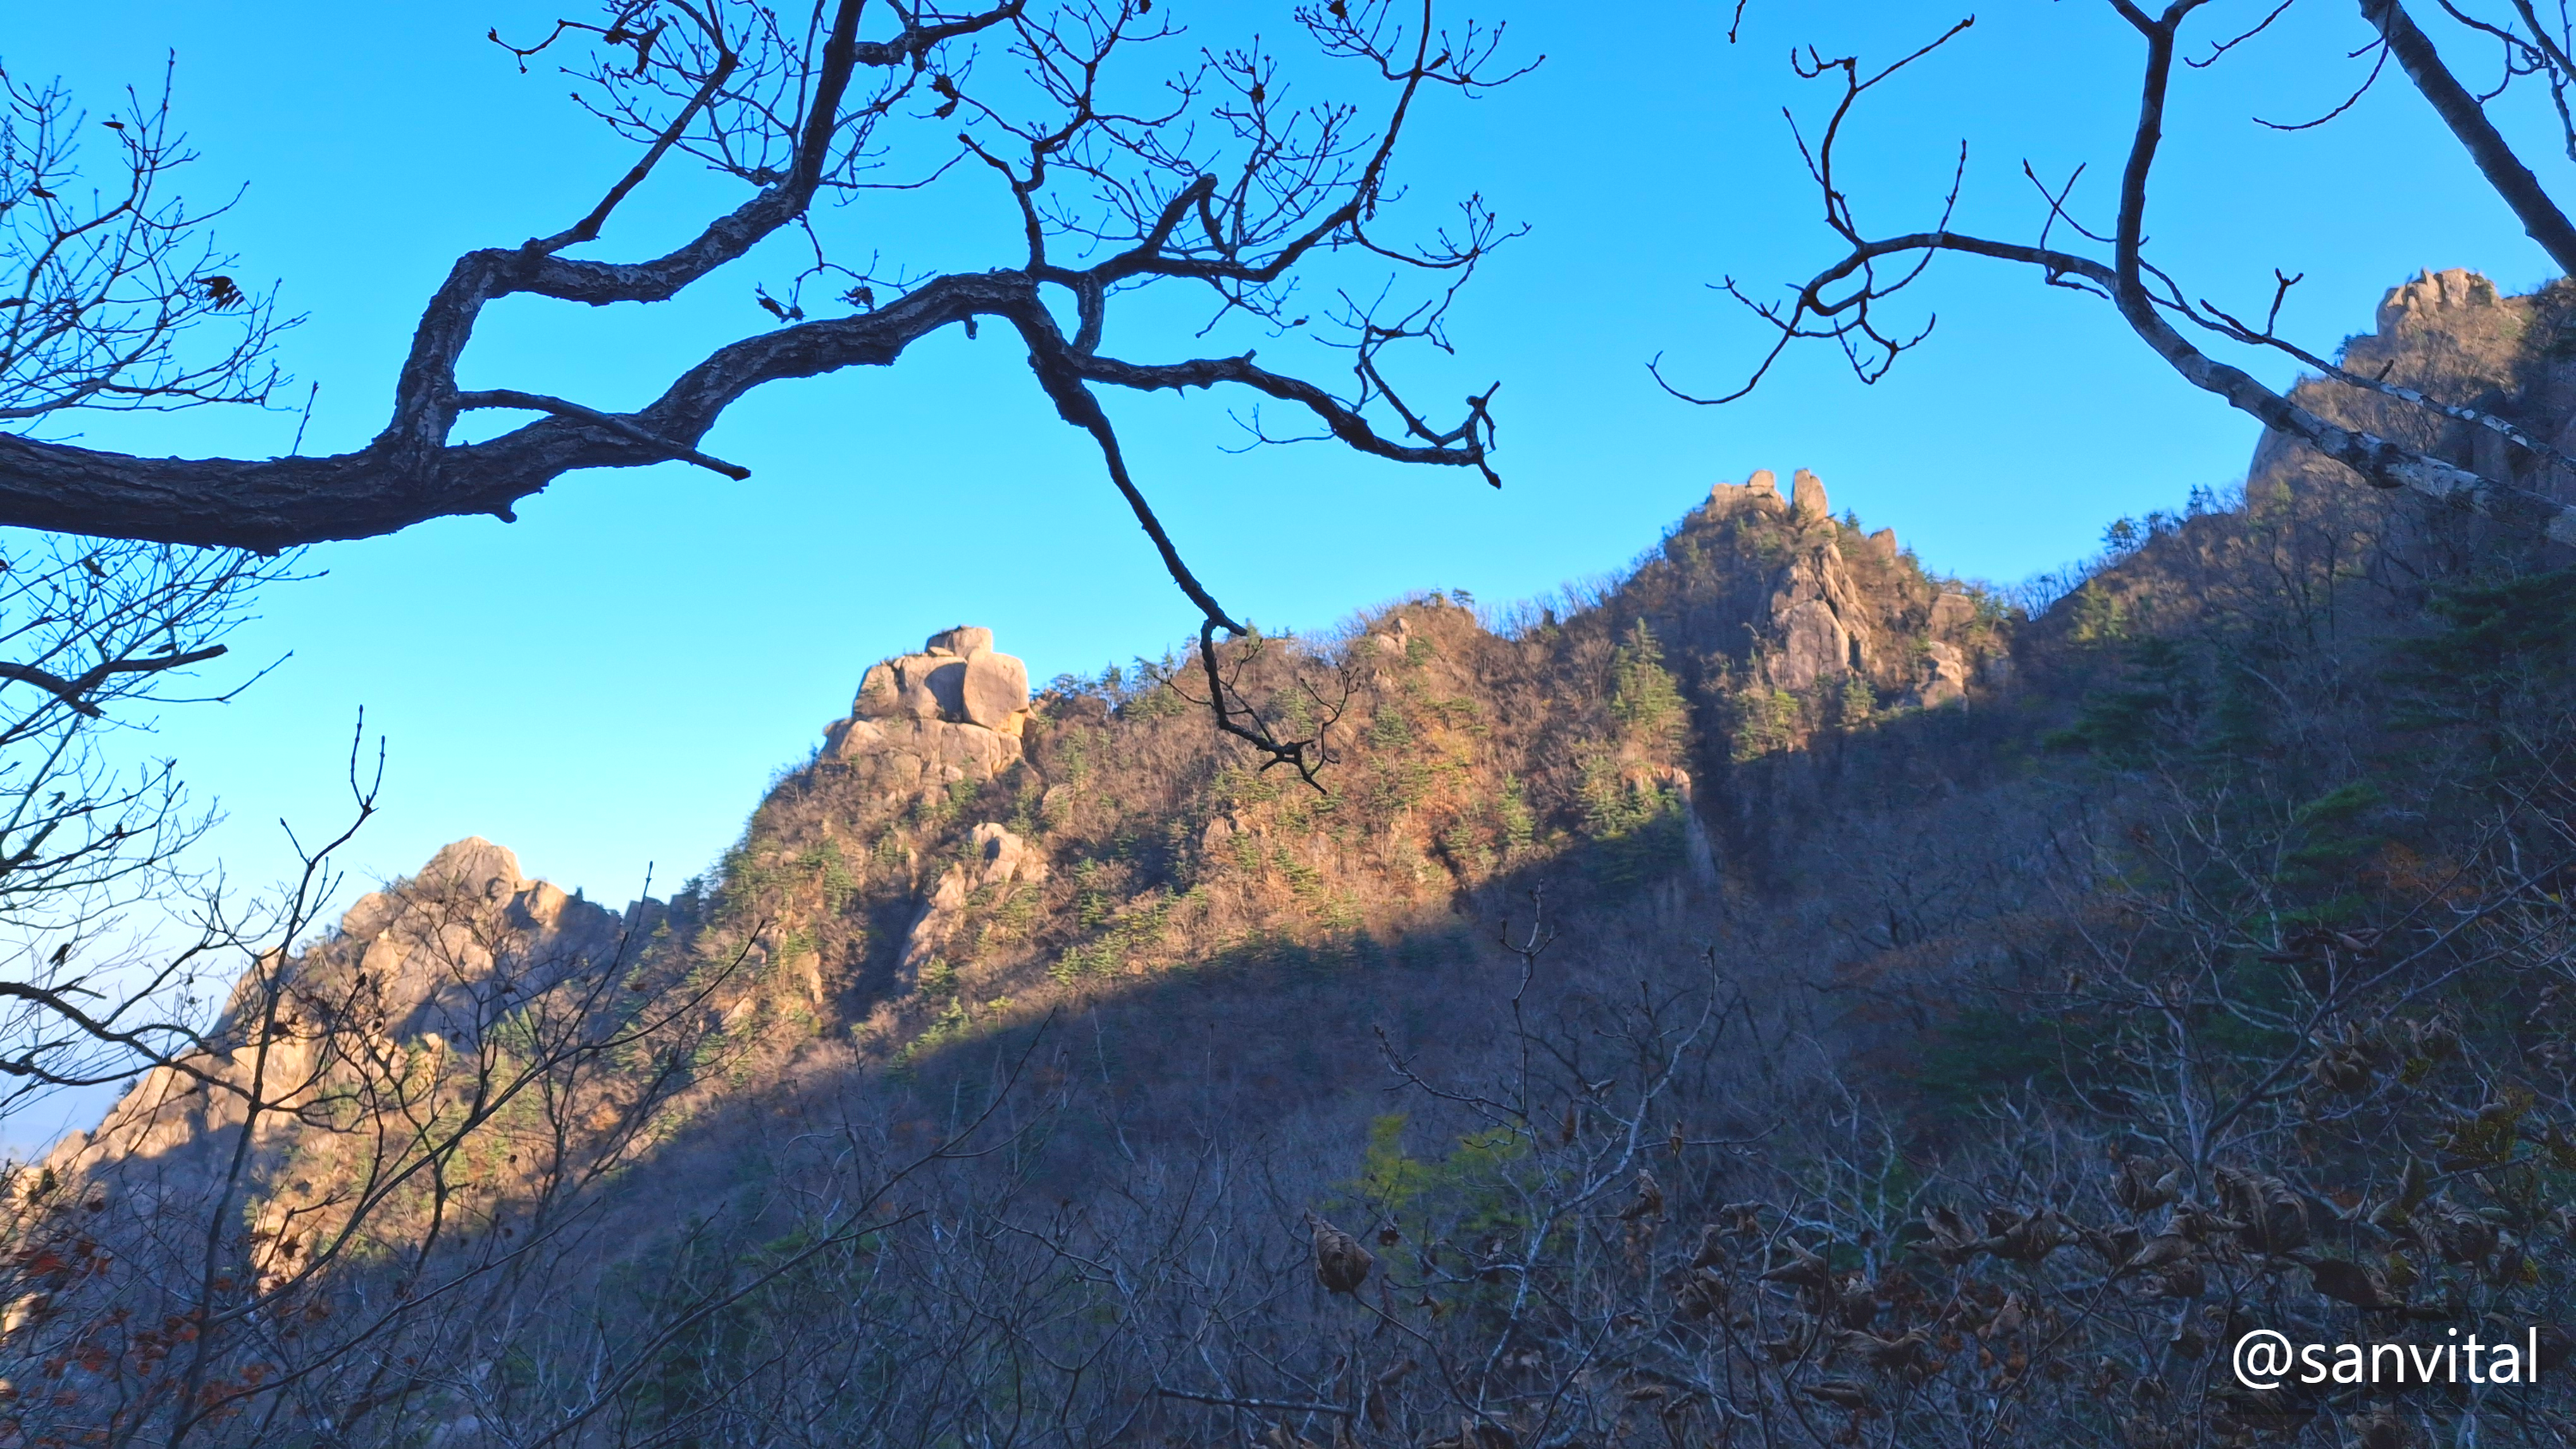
[17,267,2576,1449]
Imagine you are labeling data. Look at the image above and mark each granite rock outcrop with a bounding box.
[822,627,1036,789]
[1678,468,1999,717]
[898,822,1049,977]
[853,626,1032,734]
[50,839,632,1191]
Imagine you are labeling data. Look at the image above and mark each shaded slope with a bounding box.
[18,266,2576,1449]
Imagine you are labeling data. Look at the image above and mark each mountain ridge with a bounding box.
[10,264,2575,1449]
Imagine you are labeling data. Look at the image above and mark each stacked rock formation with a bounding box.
[1696,468,1989,710]
[854,627,1032,734]
[1706,465,1833,523]
[1707,469,1871,693]
[823,627,1034,784]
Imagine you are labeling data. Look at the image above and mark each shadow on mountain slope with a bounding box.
[18,267,2576,1449]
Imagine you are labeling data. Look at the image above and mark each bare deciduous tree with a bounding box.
[0,0,1528,775]
[1668,0,2576,551]
[0,56,304,1116]
[0,537,292,1113]
[0,59,286,428]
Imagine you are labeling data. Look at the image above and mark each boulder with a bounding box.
[879,654,967,718]
[927,625,995,658]
[828,714,1019,782]
[1867,528,1899,561]
[926,718,1019,774]
[917,719,1015,774]
[1369,615,1416,658]
[1929,591,1977,634]
[921,658,967,718]
[885,659,933,717]
[1790,468,1831,521]
[961,651,1030,729]
[834,628,1036,765]
[1708,468,1794,519]
[826,717,885,758]
[969,822,1046,887]
[854,662,904,718]
[899,869,971,973]
[866,632,1028,729]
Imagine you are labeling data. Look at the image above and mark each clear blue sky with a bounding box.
[5,1,2556,913]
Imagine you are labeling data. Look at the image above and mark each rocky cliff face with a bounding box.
[2020,264,2576,670]
[538,467,2014,1089]
[2248,264,2576,517]
[1686,467,1999,712]
[50,840,637,1219]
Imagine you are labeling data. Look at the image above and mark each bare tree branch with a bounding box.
[2364,0,2576,273]
[1668,4,2576,552]
[0,0,1515,585]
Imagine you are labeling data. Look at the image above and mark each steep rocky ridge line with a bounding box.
[9,266,2576,1449]
[52,263,2565,1212]
[43,458,2012,1192]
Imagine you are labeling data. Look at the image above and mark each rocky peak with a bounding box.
[1789,467,1832,521]
[1706,466,1835,524]
[2375,265,2501,335]
[336,836,524,937]
[55,840,627,1181]
[2245,265,2549,512]
[852,624,1031,735]
[820,627,1038,797]
[2339,266,2524,406]
[330,840,627,1035]
[1631,468,2007,749]
[1705,466,1787,518]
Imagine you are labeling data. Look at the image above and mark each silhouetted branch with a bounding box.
[1668,3,2576,551]
[0,0,1515,591]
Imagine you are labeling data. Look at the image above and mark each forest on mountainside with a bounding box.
[17,0,2576,1442]
[3,267,2571,1449]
